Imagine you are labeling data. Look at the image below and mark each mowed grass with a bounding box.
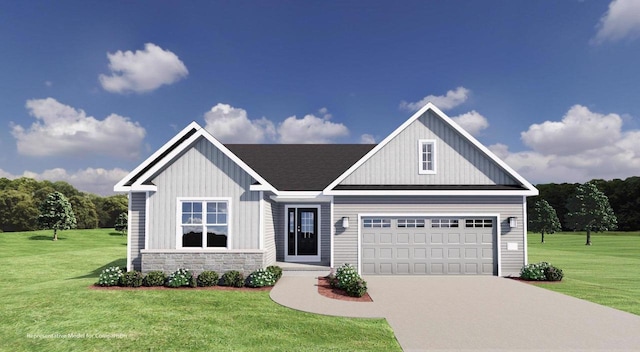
[0,229,400,351]
[527,231,640,316]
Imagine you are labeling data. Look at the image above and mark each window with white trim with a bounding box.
[363,218,391,228]
[431,219,459,228]
[465,219,493,228]
[397,219,426,228]
[180,200,229,248]
[418,139,436,174]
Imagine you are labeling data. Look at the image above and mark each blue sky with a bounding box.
[1,1,640,195]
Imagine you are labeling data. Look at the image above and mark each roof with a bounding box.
[225,144,376,191]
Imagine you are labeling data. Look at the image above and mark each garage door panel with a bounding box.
[361,217,495,275]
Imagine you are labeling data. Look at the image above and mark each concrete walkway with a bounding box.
[270,274,640,351]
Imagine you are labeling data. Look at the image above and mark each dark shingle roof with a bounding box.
[225,144,376,191]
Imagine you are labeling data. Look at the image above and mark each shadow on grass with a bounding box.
[29,235,66,241]
[71,258,127,280]
[109,232,126,237]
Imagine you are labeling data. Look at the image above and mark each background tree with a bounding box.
[69,195,99,229]
[565,182,617,245]
[91,194,128,228]
[0,190,39,232]
[37,191,77,240]
[529,199,561,243]
[114,212,128,236]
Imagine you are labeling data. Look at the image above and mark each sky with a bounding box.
[1,0,640,195]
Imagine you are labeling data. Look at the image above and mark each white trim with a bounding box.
[284,205,322,262]
[175,197,233,250]
[115,121,278,194]
[250,184,273,191]
[418,139,436,174]
[270,192,332,202]
[324,189,538,196]
[126,192,132,271]
[144,191,150,253]
[141,248,266,254]
[323,103,538,195]
[523,195,528,266]
[259,191,265,250]
[330,198,335,269]
[356,212,502,276]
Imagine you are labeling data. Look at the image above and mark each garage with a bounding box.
[361,216,496,275]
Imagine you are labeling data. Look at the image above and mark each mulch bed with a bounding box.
[89,284,272,291]
[316,277,373,302]
[507,277,563,284]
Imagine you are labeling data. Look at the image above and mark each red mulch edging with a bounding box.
[507,277,563,284]
[316,277,372,302]
[89,284,272,291]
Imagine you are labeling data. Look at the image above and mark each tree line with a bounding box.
[528,176,640,232]
[0,177,127,232]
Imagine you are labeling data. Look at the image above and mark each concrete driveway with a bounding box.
[270,275,640,351]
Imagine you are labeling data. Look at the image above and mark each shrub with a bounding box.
[344,277,368,297]
[520,262,564,281]
[246,268,277,287]
[166,268,194,288]
[221,270,245,287]
[266,265,283,281]
[119,271,143,287]
[333,263,359,290]
[97,266,123,287]
[197,270,219,287]
[143,271,166,287]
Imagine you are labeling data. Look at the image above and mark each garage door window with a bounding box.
[363,218,391,228]
[465,219,493,228]
[431,219,459,228]
[397,219,425,228]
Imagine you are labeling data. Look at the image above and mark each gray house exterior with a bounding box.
[115,103,538,276]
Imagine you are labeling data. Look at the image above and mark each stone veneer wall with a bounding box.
[141,251,266,275]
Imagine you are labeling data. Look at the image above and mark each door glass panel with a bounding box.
[288,209,295,255]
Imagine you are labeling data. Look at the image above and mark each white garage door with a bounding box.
[361,217,496,275]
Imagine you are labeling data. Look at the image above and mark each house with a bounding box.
[114,103,538,276]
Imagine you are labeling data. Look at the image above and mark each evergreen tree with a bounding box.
[114,212,128,236]
[37,192,77,241]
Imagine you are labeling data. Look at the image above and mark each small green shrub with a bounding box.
[520,262,564,281]
[266,265,283,281]
[97,266,123,287]
[221,270,244,287]
[166,268,194,288]
[119,270,143,287]
[143,271,166,287]
[197,270,219,287]
[246,268,277,287]
[333,263,359,290]
[344,277,368,297]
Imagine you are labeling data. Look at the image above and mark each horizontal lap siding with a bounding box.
[129,192,146,271]
[263,193,276,266]
[333,196,525,276]
[148,137,259,250]
[341,111,518,185]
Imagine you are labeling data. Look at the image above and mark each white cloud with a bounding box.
[12,98,146,159]
[520,105,622,155]
[0,167,129,196]
[360,134,376,144]
[277,112,349,144]
[592,0,640,44]
[451,110,489,136]
[204,103,275,143]
[203,105,349,144]
[99,43,188,93]
[400,87,470,112]
[491,105,640,184]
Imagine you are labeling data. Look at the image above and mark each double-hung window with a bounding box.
[418,139,436,174]
[179,199,229,248]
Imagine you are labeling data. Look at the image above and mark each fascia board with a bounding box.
[323,189,539,196]
[113,121,201,192]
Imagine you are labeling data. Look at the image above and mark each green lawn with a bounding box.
[0,229,400,351]
[527,231,640,316]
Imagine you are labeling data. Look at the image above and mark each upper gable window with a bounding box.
[418,139,436,174]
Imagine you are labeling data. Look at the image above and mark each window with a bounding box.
[363,218,391,228]
[397,219,426,228]
[465,219,493,228]
[431,219,459,228]
[418,140,436,174]
[180,200,229,248]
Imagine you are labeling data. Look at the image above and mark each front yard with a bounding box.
[0,229,400,351]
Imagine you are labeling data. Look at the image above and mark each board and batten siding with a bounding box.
[147,137,260,250]
[333,195,526,276]
[341,111,518,185]
[129,192,146,271]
